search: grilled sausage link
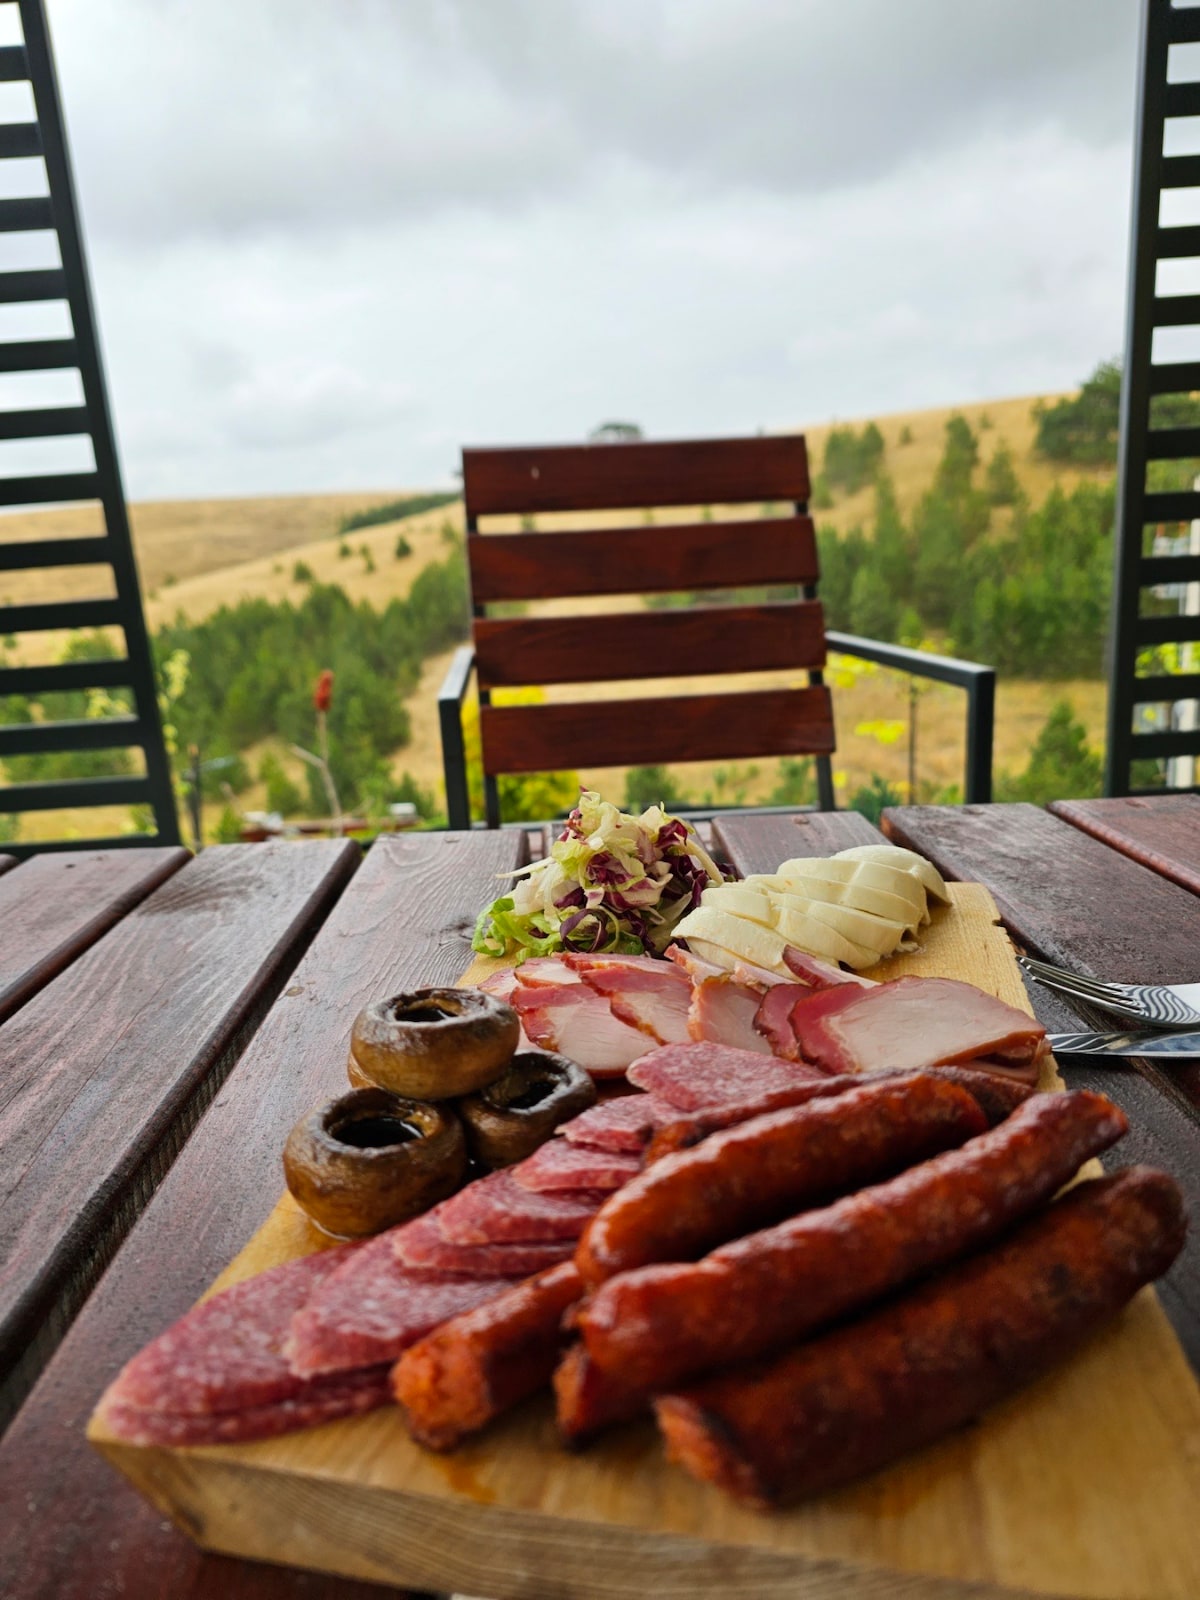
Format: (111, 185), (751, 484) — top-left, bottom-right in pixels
(656, 1166), (1186, 1508)
(552, 1342), (646, 1447)
(575, 1075), (987, 1286)
(392, 1262), (582, 1450)
(644, 1066), (1032, 1164)
(581, 1089), (1127, 1391)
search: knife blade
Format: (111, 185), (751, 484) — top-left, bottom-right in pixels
(1048, 1030), (1200, 1058)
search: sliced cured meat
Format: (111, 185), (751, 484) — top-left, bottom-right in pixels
(782, 946), (875, 990)
(512, 982), (651, 1078)
(784, 976), (1048, 1084)
(688, 976), (774, 1054)
(754, 982), (810, 1057)
(559, 1091), (677, 1152)
(512, 956), (583, 987)
(97, 1366), (392, 1447)
(626, 1041), (824, 1112)
(393, 1212), (574, 1278)
(97, 1245), (362, 1418)
(512, 1137), (640, 1194)
(665, 945), (727, 983)
(433, 1169), (607, 1245)
(285, 1230), (514, 1378)
(474, 969), (536, 1048)
(566, 953), (693, 1046)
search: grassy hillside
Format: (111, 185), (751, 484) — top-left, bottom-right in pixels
(1, 389), (1119, 840)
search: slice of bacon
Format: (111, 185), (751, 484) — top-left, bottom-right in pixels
(782, 947), (877, 991)
(688, 976), (774, 1054)
(783, 975), (1048, 1084)
(511, 982), (653, 1078)
(565, 952), (693, 1046)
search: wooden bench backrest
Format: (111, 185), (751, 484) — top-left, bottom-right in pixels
(460, 436), (836, 804)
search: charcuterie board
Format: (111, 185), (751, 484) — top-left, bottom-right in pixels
(88, 884), (1200, 1600)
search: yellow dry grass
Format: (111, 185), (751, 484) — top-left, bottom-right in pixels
(2, 389), (1117, 841)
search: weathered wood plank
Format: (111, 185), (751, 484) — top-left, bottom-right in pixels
(712, 809), (882, 875)
(468, 516), (818, 602)
(0, 840), (359, 1427)
(0, 847), (189, 1025)
(1048, 795), (1200, 897)
(474, 601), (826, 688)
(482, 685), (835, 774)
(0, 830), (525, 1600)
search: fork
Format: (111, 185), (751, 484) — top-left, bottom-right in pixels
(1016, 955), (1200, 1028)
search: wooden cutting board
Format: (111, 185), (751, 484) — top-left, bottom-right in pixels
(89, 885), (1200, 1600)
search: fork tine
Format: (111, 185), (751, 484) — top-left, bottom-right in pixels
(1017, 959), (1125, 999)
(1020, 966), (1143, 1010)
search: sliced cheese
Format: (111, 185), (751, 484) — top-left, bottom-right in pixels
(771, 904), (882, 968)
(832, 844), (951, 905)
(698, 884), (777, 925)
(671, 907), (793, 975)
(764, 872), (922, 935)
(773, 857), (929, 926)
(774, 895), (911, 957)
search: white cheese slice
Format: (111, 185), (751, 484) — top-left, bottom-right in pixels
(831, 844), (951, 905)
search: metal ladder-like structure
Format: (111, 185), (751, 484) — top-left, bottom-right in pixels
(1109, 0), (1200, 795)
(0, 0), (179, 853)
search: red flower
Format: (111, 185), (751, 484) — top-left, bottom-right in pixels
(313, 669), (334, 713)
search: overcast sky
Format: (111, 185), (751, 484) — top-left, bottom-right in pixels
(0, 1), (1150, 498)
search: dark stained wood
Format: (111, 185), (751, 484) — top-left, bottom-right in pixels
(1049, 794), (1200, 897)
(712, 809), (882, 875)
(468, 516), (818, 603)
(474, 601), (826, 689)
(0, 847), (189, 1025)
(0, 840), (359, 1427)
(880, 804), (1200, 985)
(463, 435), (809, 519)
(0, 829), (525, 1600)
(481, 685), (835, 774)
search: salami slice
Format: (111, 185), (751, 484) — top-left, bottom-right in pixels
(433, 1169), (607, 1245)
(512, 1138), (640, 1194)
(393, 1212), (575, 1278)
(284, 1230), (515, 1379)
(559, 1092), (677, 1152)
(97, 1244), (361, 1418)
(97, 1366), (391, 1447)
(626, 1041), (825, 1111)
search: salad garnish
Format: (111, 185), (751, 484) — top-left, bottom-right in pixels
(472, 790), (725, 962)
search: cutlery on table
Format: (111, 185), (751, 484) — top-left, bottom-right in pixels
(1016, 955), (1200, 1028)
(1048, 1029), (1200, 1058)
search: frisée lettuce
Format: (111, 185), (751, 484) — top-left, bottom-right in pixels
(472, 790), (725, 962)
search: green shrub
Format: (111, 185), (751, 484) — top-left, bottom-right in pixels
(338, 493), (459, 535)
(394, 534), (412, 560)
(292, 560), (315, 583)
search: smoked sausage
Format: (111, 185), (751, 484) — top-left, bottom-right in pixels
(644, 1066), (1032, 1163)
(655, 1166), (1186, 1508)
(392, 1261), (582, 1450)
(575, 1075), (987, 1286)
(580, 1090), (1127, 1390)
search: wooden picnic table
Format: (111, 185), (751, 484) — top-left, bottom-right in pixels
(0, 797), (1197, 1600)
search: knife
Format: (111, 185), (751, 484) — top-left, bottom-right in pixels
(1048, 1030), (1200, 1058)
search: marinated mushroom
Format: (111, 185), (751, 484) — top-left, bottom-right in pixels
(458, 1050), (597, 1168)
(284, 1087), (467, 1238)
(348, 987), (519, 1100)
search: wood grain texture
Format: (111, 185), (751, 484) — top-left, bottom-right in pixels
(880, 803), (1200, 1108)
(712, 809), (883, 875)
(468, 516), (818, 603)
(463, 436), (809, 519)
(474, 602), (826, 689)
(0, 846), (189, 1025)
(88, 888), (1200, 1600)
(0, 829), (526, 1600)
(0, 840), (359, 1428)
(1048, 794), (1200, 896)
(481, 685), (835, 774)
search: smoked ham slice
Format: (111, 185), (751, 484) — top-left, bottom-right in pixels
(688, 975), (775, 1054)
(511, 981), (651, 1078)
(565, 953), (693, 1046)
(776, 976), (1048, 1084)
